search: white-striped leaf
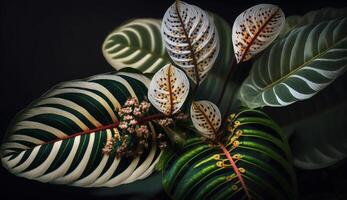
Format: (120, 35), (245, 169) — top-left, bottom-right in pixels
(238, 17), (347, 108)
(148, 64), (189, 116)
(103, 19), (171, 73)
(161, 1), (220, 84)
(190, 101), (221, 139)
(279, 7), (347, 38)
(232, 4), (285, 63)
(0, 71), (161, 187)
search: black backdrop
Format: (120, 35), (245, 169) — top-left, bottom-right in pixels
(1, 0), (347, 199)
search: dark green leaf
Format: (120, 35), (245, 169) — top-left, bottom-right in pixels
(161, 109), (297, 200)
(238, 17), (347, 108)
(0, 71), (161, 187)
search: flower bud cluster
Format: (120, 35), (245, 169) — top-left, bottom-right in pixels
(102, 98), (152, 158)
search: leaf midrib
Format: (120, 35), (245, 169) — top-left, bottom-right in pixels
(175, 1), (200, 84)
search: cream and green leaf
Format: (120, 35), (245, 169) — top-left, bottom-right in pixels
(102, 19), (171, 73)
(1, 72), (161, 187)
(238, 17), (347, 108)
(160, 110), (297, 200)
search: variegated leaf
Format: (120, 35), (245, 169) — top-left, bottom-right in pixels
(238, 17), (347, 108)
(103, 18), (171, 73)
(1, 72), (161, 187)
(161, 1), (220, 84)
(190, 100), (221, 139)
(148, 64), (189, 116)
(232, 4), (285, 63)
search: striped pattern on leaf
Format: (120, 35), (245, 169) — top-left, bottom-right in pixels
(161, 109), (297, 200)
(1, 72), (161, 187)
(148, 64), (190, 116)
(232, 4), (285, 63)
(161, 1), (220, 84)
(103, 19), (171, 73)
(239, 17), (347, 108)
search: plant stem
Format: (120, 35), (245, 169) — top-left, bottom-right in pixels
(219, 143), (251, 199)
(137, 113), (167, 124)
(217, 57), (236, 106)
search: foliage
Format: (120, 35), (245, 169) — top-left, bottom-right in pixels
(1, 72), (161, 187)
(161, 110), (297, 200)
(238, 17), (347, 108)
(2, 1), (347, 200)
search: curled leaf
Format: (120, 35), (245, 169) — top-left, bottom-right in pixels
(190, 100), (221, 139)
(232, 4), (285, 63)
(148, 64), (190, 116)
(161, 1), (220, 84)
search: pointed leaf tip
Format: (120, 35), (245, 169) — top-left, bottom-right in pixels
(161, 1), (220, 84)
(190, 100), (221, 139)
(148, 64), (190, 116)
(232, 4), (285, 63)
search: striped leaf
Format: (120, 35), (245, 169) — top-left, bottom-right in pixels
(161, 1), (220, 84)
(1, 71), (161, 187)
(232, 4), (285, 63)
(190, 101), (221, 139)
(279, 7), (347, 37)
(238, 17), (347, 108)
(161, 109), (297, 200)
(148, 64), (190, 116)
(103, 19), (171, 73)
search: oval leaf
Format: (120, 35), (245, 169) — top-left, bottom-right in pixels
(1, 72), (161, 187)
(190, 100), (221, 139)
(161, 1), (220, 84)
(232, 4), (285, 63)
(103, 18), (171, 73)
(238, 17), (347, 108)
(148, 64), (189, 115)
(161, 110), (297, 200)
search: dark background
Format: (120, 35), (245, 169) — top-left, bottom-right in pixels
(1, 0), (347, 199)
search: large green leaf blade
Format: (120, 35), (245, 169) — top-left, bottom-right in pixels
(238, 17), (347, 108)
(1, 71), (161, 187)
(161, 110), (297, 200)
(102, 19), (171, 73)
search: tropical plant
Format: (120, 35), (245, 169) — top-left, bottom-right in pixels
(1, 1), (347, 199)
